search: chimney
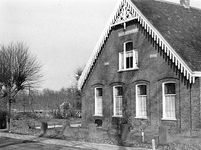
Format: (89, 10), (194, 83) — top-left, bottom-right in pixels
(180, 0), (190, 8)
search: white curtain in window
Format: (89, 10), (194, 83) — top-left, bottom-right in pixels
(138, 95), (147, 117)
(115, 96), (122, 116)
(95, 96), (102, 115)
(165, 94), (175, 118)
(114, 86), (122, 116)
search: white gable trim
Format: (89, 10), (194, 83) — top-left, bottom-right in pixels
(78, 0), (201, 90)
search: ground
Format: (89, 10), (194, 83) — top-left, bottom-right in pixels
(6, 117), (201, 150)
(0, 137), (90, 150)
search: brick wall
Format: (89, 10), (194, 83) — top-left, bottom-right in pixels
(81, 21), (201, 135)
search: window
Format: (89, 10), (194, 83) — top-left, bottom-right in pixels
(162, 82), (176, 120)
(113, 86), (123, 116)
(95, 87), (103, 116)
(136, 84), (147, 118)
(119, 42), (138, 71)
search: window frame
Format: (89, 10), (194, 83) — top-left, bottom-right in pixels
(162, 82), (176, 120)
(113, 85), (123, 117)
(94, 87), (103, 116)
(119, 41), (138, 71)
(135, 84), (147, 119)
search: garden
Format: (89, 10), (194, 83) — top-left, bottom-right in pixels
(2, 109), (201, 150)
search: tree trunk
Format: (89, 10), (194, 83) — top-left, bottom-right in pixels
(7, 99), (11, 131)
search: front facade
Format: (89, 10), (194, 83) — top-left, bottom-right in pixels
(78, 0), (201, 134)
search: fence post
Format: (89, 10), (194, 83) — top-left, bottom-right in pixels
(141, 130), (145, 143)
(152, 139), (155, 150)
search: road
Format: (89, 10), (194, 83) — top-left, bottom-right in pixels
(0, 137), (91, 150)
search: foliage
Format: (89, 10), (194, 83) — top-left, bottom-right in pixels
(51, 105), (63, 119)
(12, 89), (36, 112)
(0, 110), (7, 121)
(75, 66), (84, 81)
(13, 65), (85, 112)
(0, 42), (42, 130)
(32, 88), (78, 110)
(50, 103), (79, 119)
(74, 65), (84, 110)
(12, 112), (39, 120)
(0, 110), (7, 129)
(0, 42), (42, 98)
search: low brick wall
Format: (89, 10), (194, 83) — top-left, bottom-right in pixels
(61, 123), (157, 146)
(62, 123), (120, 144)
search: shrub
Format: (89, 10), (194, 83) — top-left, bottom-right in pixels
(12, 112), (39, 120)
(50, 104), (76, 119)
(0, 110), (7, 129)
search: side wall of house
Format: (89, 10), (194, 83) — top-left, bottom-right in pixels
(81, 22), (201, 134)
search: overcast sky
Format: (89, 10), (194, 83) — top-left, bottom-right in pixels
(0, 0), (201, 91)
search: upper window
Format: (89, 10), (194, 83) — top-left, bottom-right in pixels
(162, 82), (176, 120)
(113, 86), (123, 117)
(95, 87), (103, 116)
(119, 42), (138, 71)
(136, 84), (147, 118)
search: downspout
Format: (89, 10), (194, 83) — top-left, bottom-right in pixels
(179, 76), (181, 133)
(190, 83), (192, 136)
(200, 78), (201, 131)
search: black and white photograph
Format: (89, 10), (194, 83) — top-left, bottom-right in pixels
(1, 0), (201, 149)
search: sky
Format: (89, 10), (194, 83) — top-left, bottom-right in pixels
(0, 0), (201, 91)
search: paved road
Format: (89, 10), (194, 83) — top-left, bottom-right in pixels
(0, 132), (152, 150)
(0, 137), (90, 150)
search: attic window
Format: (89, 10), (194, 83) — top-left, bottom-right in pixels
(119, 41), (138, 71)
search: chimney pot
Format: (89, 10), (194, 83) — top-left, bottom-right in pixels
(180, 0), (190, 8)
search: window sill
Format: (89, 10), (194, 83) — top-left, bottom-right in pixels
(161, 118), (177, 121)
(93, 115), (103, 117)
(118, 67), (139, 72)
(135, 116), (148, 119)
(112, 115), (123, 118)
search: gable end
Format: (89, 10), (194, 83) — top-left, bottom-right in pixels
(78, 0), (201, 90)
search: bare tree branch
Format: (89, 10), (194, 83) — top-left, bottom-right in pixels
(0, 42), (42, 130)
(0, 42), (42, 97)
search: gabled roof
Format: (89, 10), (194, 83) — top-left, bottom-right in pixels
(78, 0), (201, 90)
(132, 0), (201, 71)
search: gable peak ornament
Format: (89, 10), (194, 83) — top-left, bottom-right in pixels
(112, 0), (136, 27)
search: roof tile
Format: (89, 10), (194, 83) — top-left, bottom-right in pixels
(132, 0), (201, 71)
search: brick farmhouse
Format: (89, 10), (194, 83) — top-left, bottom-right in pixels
(78, 0), (201, 136)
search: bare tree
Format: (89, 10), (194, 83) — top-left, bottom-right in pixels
(74, 66), (84, 110)
(75, 66), (84, 81)
(0, 42), (42, 130)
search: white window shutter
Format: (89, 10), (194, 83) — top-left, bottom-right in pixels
(119, 52), (123, 70)
(119, 53), (121, 70)
(96, 96), (102, 115)
(133, 50), (138, 67)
